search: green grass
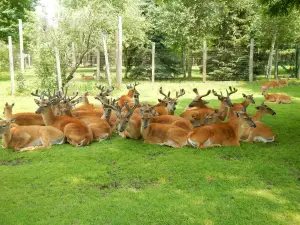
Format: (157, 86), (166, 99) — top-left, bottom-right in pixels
(1, 82), (300, 224)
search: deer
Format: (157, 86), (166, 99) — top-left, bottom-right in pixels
(139, 105), (189, 148)
(262, 87), (291, 104)
(32, 90), (93, 147)
(240, 102), (276, 143)
(186, 89), (212, 110)
(180, 86), (237, 126)
(0, 119), (64, 151)
(3, 102), (45, 126)
(232, 93), (255, 112)
(154, 87), (185, 115)
(187, 109), (256, 148)
(81, 74), (94, 80)
(102, 94), (141, 139)
(118, 82), (140, 107)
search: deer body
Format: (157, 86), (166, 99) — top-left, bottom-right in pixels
(262, 89), (291, 104)
(149, 115), (193, 132)
(188, 111), (256, 148)
(0, 120), (64, 151)
(4, 103), (44, 126)
(119, 113), (142, 139)
(241, 103), (276, 143)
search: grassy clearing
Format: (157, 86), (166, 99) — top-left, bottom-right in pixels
(0, 81), (300, 224)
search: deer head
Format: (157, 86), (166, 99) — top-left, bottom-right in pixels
(139, 104), (157, 129)
(234, 111), (256, 128)
(242, 93), (255, 104)
(212, 86), (237, 108)
(0, 118), (16, 135)
(255, 102), (276, 116)
(188, 89), (211, 108)
(158, 87), (185, 113)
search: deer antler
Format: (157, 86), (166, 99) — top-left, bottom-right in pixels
(133, 82), (140, 89)
(226, 86), (238, 97)
(31, 89), (45, 99)
(68, 91), (79, 102)
(126, 84), (133, 90)
(159, 87), (169, 99)
(176, 89), (185, 99)
(199, 90), (211, 99)
(212, 89), (224, 100)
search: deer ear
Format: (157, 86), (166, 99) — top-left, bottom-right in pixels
(242, 93), (247, 98)
(12, 103), (15, 107)
(8, 118), (16, 124)
(5, 102), (8, 106)
(34, 99), (40, 105)
(158, 99), (162, 103)
(214, 109), (219, 113)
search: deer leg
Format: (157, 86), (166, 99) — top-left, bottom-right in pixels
(14, 133), (32, 151)
(40, 133), (52, 149)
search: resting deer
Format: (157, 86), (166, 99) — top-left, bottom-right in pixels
(262, 87), (291, 104)
(232, 94), (255, 112)
(32, 90), (93, 147)
(0, 119), (64, 151)
(118, 82), (140, 107)
(102, 94), (141, 139)
(139, 105), (188, 148)
(187, 109), (256, 148)
(154, 87), (185, 115)
(180, 86), (237, 126)
(186, 89), (212, 110)
(81, 74), (94, 80)
(3, 102), (45, 126)
(241, 102), (276, 143)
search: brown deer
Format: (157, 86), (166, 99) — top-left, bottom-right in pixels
(180, 86), (237, 126)
(262, 87), (291, 104)
(154, 87), (185, 115)
(118, 82), (140, 107)
(81, 74), (94, 80)
(232, 93), (255, 112)
(187, 110), (256, 148)
(186, 89), (212, 110)
(0, 119), (64, 151)
(32, 90), (93, 147)
(102, 94), (141, 139)
(241, 102), (276, 143)
(139, 105), (189, 148)
(3, 102), (45, 126)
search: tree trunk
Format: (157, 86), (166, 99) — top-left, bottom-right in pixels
(187, 47), (192, 80)
(266, 35), (276, 80)
(182, 46), (186, 78)
(274, 44), (279, 80)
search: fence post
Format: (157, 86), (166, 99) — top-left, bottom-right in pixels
(96, 49), (101, 81)
(296, 45), (300, 79)
(28, 54), (31, 66)
(72, 42), (76, 68)
(102, 32), (112, 88)
(8, 36), (15, 95)
(116, 16), (122, 88)
(203, 40), (207, 82)
(54, 47), (62, 92)
(274, 44), (279, 80)
(249, 38), (254, 82)
(152, 42), (155, 84)
(18, 19), (25, 74)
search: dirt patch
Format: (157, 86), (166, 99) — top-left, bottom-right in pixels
(0, 157), (32, 166)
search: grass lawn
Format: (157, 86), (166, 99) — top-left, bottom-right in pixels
(0, 79), (300, 224)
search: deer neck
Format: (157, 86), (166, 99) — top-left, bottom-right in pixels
(83, 97), (89, 105)
(41, 108), (56, 126)
(5, 108), (13, 119)
(251, 110), (264, 122)
(263, 92), (269, 100)
(140, 118), (150, 138)
(218, 102), (229, 121)
(241, 99), (250, 108)
(2, 126), (12, 148)
(127, 90), (134, 98)
(228, 116), (243, 138)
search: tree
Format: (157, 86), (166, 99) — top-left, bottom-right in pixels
(259, 0), (300, 16)
(0, 0), (37, 42)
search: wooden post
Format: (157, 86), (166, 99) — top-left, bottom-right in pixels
(18, 19), (24, 74)
(152, 42), (155, 84)
(54, 47), (62, 92)
(102, 32), (112, 88)
(8, 36), (15, 95)
(249, 38), (254, 82)
(115, 30), (118, 81)
(297, 45), (300, 79)
(203, 40), (207, 82)
(72, 42), (76, 68)
(116, 16), (122, 88)
(96, 49), (101, 81)
(28, 54), (31, 66)
(274, 44), (279, 80)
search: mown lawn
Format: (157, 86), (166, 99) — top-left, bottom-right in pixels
(0, 82), (300, 225)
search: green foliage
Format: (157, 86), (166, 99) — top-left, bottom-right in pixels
(16, 72), (26, 93)
(0, 0), (36, 42)
(259, 0), (300, 16)
(0, 40), (9, 72)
